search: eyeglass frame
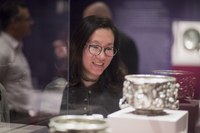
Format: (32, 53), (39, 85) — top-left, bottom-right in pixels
(86, 42), (117, 57)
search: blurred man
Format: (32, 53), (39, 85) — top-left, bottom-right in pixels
(83, 1), (139, 74)
(0, 0), (34, 122)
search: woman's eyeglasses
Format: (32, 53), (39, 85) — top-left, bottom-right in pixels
(87, 43), (117, 57)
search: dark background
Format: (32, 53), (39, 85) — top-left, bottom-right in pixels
(6, 0), (199, 90)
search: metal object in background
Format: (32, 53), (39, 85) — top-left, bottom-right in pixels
(172, 21), (200, 66)
(183, 28), (200, 51)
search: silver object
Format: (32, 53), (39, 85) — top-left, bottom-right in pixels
(183, 28), (200, 51)
(49, 115), (110, 133)
(120, 74), (179, 115)
(153, 70), (196, 100)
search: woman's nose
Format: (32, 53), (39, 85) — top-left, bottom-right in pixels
(97, 50), (106, 59)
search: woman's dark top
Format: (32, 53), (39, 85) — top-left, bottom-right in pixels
(61, 78), (122, 117)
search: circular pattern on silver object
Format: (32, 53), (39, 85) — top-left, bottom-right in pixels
(120, 74), (179, 115)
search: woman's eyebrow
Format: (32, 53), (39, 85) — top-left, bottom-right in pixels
(106, 43), (114, 46)
(88, 40), (114, 46)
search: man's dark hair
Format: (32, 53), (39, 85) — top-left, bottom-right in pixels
(0, 0), (27, 31)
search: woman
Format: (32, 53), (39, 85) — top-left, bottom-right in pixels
(61, 15), (127, 117)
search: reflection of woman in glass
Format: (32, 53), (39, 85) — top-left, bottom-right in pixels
(53, 38), (68, 78)
(61, 15), (127, 117)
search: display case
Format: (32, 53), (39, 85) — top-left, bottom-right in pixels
(107, 107), (188, 133)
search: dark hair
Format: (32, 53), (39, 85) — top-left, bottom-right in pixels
(70, 15), (126, 93)
(0, 0), (27, 31)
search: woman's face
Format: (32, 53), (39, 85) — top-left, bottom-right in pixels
(82, 28), (114, 80)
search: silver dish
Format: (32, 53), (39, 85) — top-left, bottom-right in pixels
(49, 115), (110, 133)
(120, 74), (179, 115)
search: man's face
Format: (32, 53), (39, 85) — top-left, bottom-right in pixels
(13, 7), (34, 38)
